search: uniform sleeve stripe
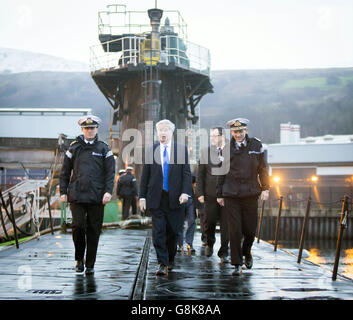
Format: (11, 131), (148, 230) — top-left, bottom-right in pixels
(106, 150), (113, 158)
(65, 150), (72, 159)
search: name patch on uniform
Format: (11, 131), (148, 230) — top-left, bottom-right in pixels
(92, 152), (103, 157)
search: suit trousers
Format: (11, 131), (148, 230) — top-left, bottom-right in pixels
(224, 196), (258, 266)
(204, 196), (229, 258)
(70, 203), (104, 268)
(177, 198), (196, 247)
(151, 191), (184, 267)
(122, 196), (137, 219)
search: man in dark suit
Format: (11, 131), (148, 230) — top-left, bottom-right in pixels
(139, 119), (192, 275)
(196, 127), (229, 263)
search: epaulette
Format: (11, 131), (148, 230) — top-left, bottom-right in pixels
(253, 137), (261, 142)
(99, 140), (109, 147)
(70, 140), (78, 146)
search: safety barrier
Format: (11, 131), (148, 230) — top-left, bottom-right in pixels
(256, 195), (352, 280)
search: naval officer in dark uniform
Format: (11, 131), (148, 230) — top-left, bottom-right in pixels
(60, 115), (115, 275)
(216, 118), (270, 276)
(116, 166), (138, 219)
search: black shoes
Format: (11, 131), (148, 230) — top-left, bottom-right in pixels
(155, 264), (168, 276)
(75, 260), (84, 273)
(168, 262), (175, 271)
(219, 256), (229, 264)
(232, 265), (242, 276)
(85, 267), (94, 275)
(205, 245), (213, 257)
(244, 253), (253, 269)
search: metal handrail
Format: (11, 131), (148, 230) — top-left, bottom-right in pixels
(263, 194), (351, 280)
(89, 35), (210, 76)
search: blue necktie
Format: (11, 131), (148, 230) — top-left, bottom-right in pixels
(163, 146), (169, 191)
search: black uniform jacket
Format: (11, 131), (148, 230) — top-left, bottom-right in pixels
(116, 172), (138, 198)
(196, 145), (222, 198)
(60, 135), (115, 204)
(139, 142), (192, 210)
(216, 135), (270, 199)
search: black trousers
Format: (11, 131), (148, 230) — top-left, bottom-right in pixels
(224, 196), (258, 266)
(198, 206), (207, 243)
(122, 196), (137, 219)
(70, 203), (104, 268)
(150, 191), (184, 267)
(204, 196), (229, 257)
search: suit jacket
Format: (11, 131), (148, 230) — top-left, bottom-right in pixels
(196, 145), (222, 198)
(139, 142), (192, 210)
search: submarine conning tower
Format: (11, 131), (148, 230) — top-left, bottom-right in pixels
(89, 4), (213, 178)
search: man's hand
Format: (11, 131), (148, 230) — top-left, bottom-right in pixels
(198, 195), (205, 204)
(179, 193), (189, 204)
(102, 192), (112, 205)
(60, 194), (67, 203)
(217, 198), (225, 207)
(139, 199), (146, 212)
(260, 190), (269, 201)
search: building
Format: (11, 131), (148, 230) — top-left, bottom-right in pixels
(266, 123), (353, 208)
(0, 108), (92, 189)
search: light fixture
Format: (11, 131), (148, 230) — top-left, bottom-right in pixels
(311, 175), (318, 182)
(273, 176), (280, 183)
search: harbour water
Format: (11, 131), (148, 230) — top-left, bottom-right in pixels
(278, 240), (353, 280)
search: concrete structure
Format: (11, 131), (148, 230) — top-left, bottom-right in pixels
(0, 108), (92, 189)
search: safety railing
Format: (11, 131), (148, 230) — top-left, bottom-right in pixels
(256, 195), (352, 281)
(0, 185), (61, 248)
(89, 35), (210, 76)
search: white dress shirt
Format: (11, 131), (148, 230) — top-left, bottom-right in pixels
(236, 139), (246, 149)
(84, 138), (94, 144)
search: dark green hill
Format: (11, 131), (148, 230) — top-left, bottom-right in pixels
(0, 68), (352, 143)
(204, 68), (353, 142)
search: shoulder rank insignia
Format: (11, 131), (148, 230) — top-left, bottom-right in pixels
(254, 137), (261, 142)
(70, 140), (78, 146)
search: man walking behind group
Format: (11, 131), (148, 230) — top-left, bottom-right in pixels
(116, 166), (138, 219)
(196, 127), (229, 264)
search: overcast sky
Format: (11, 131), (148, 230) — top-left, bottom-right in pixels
(1, 0), (352, 70)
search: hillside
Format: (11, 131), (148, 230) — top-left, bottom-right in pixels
(0, 67), (352, 143)
(0, 47), (88, 74)
(203, 68), (353, 142)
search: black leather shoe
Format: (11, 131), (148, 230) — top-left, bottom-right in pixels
(232, 265), (242, 276)
(168, 262), (175, 271)
(75, 260), (84, 273)
(85, 267), (94, 275)
(205, 245), (213, 257)
(155, 265), (168, 276)
(244, 253), (253, 269)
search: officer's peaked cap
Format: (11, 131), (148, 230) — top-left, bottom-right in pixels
(227, 118), (249, 131)
(78, 115), (101, 128)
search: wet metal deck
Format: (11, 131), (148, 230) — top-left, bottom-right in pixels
(0, 227), (352, 301)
